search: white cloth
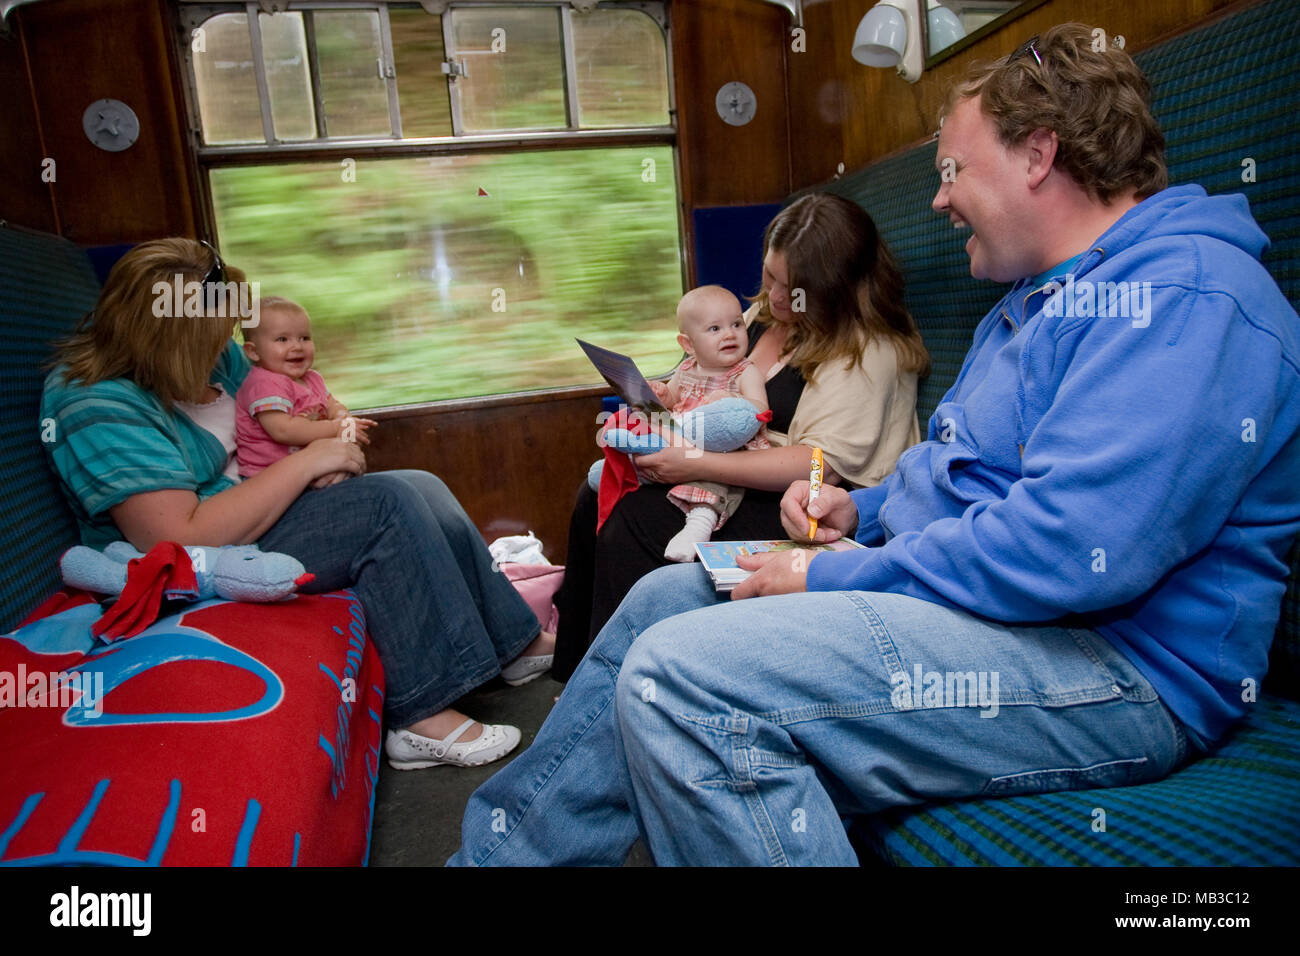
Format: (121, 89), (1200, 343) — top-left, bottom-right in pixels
(488, 531), (550, 567)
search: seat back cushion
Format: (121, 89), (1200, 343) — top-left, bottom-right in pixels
(0, 226), (97, 631)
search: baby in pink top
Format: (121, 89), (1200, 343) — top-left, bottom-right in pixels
(235, 297), (374, 478)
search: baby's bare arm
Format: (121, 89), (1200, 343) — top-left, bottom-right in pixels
(735, 363), (769, 412)
(652, 368), (683, 408)
(257, 410), (342, 446)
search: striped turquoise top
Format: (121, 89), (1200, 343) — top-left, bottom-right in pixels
(40, 340), (252, 548)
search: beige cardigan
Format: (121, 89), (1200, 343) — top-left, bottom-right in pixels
(747, 306), (920, 488)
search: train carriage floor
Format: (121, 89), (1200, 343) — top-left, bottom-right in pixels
(369, 673), (653, 867)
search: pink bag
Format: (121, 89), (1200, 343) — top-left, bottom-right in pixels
(501, 563), (564, 632)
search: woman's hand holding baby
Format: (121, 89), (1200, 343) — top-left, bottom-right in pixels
(302, 437), (366, 489)
(633, 442), (700, 485)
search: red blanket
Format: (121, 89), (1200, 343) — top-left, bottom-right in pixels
(0, 589), (384, 866)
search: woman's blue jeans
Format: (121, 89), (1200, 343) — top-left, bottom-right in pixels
(449, 563), (1188, 866)
(259, 470), (539, 727)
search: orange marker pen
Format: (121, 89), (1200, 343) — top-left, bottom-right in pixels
(807, 447), (824, 539)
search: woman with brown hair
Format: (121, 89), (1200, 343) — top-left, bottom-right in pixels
(40, 238), (554, 770)
(553, 192), (928, 678)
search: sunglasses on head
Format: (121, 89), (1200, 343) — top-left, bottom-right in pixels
(199, 239), (225, 288)
(1008, 34), (1042, 66)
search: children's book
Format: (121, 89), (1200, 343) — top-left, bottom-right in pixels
(575, 338), (669, 412)
(695, 538), (866, 592)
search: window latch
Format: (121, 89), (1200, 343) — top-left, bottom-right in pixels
(376, 58), (396, 80)
(440, 59), (468, 80)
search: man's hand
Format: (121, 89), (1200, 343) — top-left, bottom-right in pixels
(731, 549), (812, 600)
(781, 481), (859, 544)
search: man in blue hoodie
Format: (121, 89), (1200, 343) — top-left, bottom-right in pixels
(450, 23), (1300, 866)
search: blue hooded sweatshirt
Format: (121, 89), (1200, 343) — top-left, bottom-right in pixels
(806, 185), (1300, 749)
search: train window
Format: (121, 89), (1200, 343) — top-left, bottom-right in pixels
(572, 8), (670, 128)
(259, 12), (316, 141)
(182, 2), (680, 406)
(313, 9), (393, 137)
(388, 6), (453, 137)
(191, 12), (263, 144)
(452, 6), (567, 132)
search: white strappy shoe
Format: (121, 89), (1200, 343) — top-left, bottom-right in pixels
(500, 653), (553, 687)
(384, 720), (521, 770)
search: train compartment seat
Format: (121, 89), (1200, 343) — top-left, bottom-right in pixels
(0, 225), (384, 866)
(825, 0), (1300, 865)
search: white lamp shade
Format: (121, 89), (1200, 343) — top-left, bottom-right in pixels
(927, 5), (967, 55)
(852, 4), (907, 67)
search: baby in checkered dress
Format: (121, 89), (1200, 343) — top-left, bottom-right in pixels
(648, 286), (770, 562)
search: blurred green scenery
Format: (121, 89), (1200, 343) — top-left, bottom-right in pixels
(211, 146), (685, 408)
(200, 4), (683, 409)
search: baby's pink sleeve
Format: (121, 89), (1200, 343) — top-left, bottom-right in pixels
(236, 368), (294, 418)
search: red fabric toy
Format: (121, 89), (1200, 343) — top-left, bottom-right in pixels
(91, 541), (197, 641)
(597, 408), (653, 530)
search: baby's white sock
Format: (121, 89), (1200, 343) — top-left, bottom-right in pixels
(664, 506), (718, 563)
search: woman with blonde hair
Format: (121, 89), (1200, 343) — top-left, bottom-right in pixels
(41, 238), (554, 769)
(553, 193), (929, 678)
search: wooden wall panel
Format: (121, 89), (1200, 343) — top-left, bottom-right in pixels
(0, 16), (58, 232)
(7, 0), (199, 243)
(788, 0), (1245, 191)
(361, 388), (609, 562)
(672, 0), (792, 246)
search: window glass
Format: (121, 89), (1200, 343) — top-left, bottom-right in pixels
(390, 7), (453, 137)
(452, 7), (567, 131)
(259, 12), (316, 141)
(192, 4), (672, 144)
(572, 9), (670, 128)
(193, 12), (263, 145)
(210, 147), (683, 406)
(314, 9), (392, 137)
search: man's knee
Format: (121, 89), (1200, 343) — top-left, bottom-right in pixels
(616, 625), (684, 744)
(618, 616), (714, 714)
(616, 639), (659, 715)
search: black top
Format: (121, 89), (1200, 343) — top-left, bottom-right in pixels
(746, 320), (805, 435)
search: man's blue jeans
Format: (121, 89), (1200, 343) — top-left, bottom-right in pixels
(259, 470), (539, 727)
(449, 563), (1188, 865)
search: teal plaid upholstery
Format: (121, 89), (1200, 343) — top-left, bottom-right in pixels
(0, 225), (97, 632)
(837, 0), (1300, 864)
(1270, 535), (1300, 699)
(860, 696), (1300, 866)
(1142, 0), (1300, 311)
(824, 144), (1005, 429)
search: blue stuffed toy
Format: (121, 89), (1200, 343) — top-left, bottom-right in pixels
(61, 542), (311, 604)
(589, 396), (765, 489)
